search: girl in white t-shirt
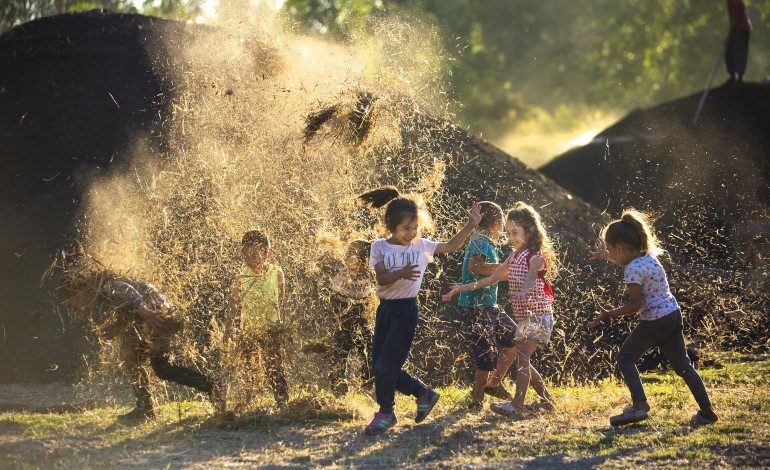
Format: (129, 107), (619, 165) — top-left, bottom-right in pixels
(589, 210), (718, 427)
(359, 186), (481, 435)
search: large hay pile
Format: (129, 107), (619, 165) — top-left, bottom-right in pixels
(0, 11), (185, 382)
(541, 84), (770, 268)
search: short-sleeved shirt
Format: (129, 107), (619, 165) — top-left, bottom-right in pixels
(624, 253), (679, 321)
(458, 233), (500, 307)
(369, 237), (439, 299)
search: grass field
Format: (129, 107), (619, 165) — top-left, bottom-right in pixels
(1, 352), (768, 468)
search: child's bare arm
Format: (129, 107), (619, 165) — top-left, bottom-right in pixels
(373, 261), (420, 286)
(442, 255), (509, 301)
(435, 202), (482, 254)
(588, 283), (644, 328)
(589, 238), (621, 266)
(468, 254), (502, 276)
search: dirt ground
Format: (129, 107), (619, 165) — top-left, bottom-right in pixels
(1, 353), (768, 469)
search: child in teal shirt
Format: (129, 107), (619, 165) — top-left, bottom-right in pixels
(457, 201), (517, 409)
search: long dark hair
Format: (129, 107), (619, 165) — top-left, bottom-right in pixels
(359, 186), (434, 234)
(507, 202), (558, 281)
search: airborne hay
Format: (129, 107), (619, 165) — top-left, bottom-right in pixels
(61, 6), (769, 418)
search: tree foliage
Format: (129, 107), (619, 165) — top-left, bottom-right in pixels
(0, 0), (202, 33)
(284, 0), (770, 137)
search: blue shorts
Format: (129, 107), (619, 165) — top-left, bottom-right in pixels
(460, 305), (516, 371)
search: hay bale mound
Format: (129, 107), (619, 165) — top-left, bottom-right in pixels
(0, 11), (187, 382)
(541, 84), (770, 266)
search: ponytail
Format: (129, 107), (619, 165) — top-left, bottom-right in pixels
(359, 186), (401, 209)
(359, 186), (434, 234)
(604, 209), (662, 256)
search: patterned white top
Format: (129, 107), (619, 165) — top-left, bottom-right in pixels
(624, 253), (679, 321)
(369, 238), (439, 300)
(507, 249), (554, 320)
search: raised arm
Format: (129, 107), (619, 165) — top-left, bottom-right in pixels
(435, 202), (482, 254)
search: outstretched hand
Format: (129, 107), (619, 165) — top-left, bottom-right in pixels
(467, 202), (482, 227)
(441, 283), (462, 302)
(589, 238), (610, 262)
(587, 310), (607, 329)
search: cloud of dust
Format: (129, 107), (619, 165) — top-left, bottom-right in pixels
(76, 2), (453, 407)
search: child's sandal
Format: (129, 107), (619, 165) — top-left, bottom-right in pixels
(489, 401), (526, 419)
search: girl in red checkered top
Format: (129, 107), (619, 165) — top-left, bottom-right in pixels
(443, 202), (556, 418)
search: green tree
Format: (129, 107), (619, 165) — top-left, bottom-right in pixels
(283, 0), (388, 38)
(142, 0), (202, 21)
(283, 0), (770, 138)
(1, 0), (203, 33)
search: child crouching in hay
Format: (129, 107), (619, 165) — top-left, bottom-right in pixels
(59, 265), (214, 422)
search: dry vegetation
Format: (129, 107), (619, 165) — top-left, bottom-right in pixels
(1, 353), (768, 468)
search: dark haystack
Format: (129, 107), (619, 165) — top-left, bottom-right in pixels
(0, 11), (189, 382)
(541, 84), (770, 270)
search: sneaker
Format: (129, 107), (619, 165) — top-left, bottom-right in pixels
(609, 405), (649, 426)
(484, 384), (513, 400)
(691, 409), (718, 425)
(415, 388), (440, 423)
(467, 401), (483, 412)
(117, 407), (155, 422)
(364, 412), (397, 435)
(489, 401), (525, 419)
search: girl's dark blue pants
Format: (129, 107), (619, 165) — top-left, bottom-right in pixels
(371, 297), (426, 414)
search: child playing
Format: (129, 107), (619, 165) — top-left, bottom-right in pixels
(327, 239), (375, 394)
(455, 201), (518, 410)
(443, 202), (555, 418)
(588, 210), (718, 426)
(360, 186), (482, 435)
(60, 268), (213, 422)
(228, 229), (290, 408)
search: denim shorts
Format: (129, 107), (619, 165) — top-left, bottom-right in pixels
(515, 315), (554, 343)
